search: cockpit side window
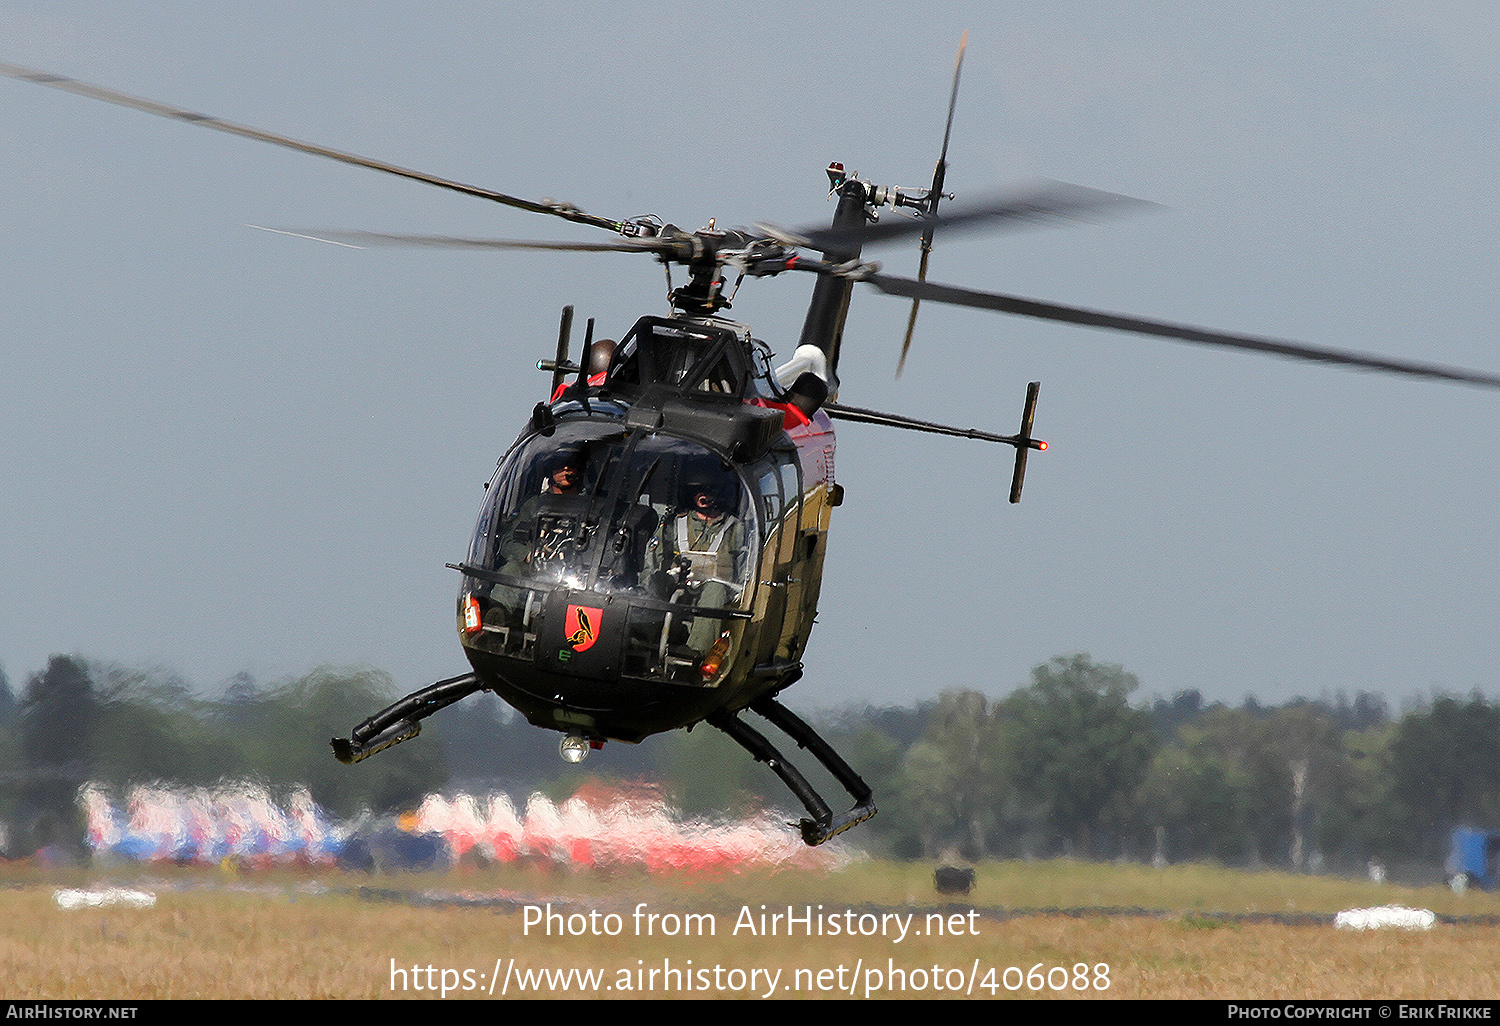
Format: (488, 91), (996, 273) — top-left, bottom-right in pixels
(779, 456), (803, 542)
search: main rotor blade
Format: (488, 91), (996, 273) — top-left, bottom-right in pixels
(796, 180), (1155, 252)
(0, 62), (629, 235)
(863, 272), (1500, 390)
(255, 229), (676, 254)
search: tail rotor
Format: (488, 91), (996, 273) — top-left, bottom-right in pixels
(898, 31), (967, 377)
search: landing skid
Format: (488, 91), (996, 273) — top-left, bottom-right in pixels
(333, 675), (876, 847)
(708, 697), (876, 846)
(331, 672), (482, 764)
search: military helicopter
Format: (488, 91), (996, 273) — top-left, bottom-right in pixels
(8, 55), (1500, 846)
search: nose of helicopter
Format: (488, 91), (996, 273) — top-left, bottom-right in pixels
(460, 581), (743, 744)
(538, 589), (624, 679)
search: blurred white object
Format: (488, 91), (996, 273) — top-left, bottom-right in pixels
(54, 887), (157, 910)
(1334, 905), (1435, 930)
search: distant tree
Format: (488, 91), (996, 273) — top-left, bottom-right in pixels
(1324, 721), (1401, 863)
(242, 666), (449, 818)
(438, 691), (537, 789)
(1150, 688), (1214, 738)
(1189, 704), (1299, 865)
(1327, 691), (1390, 732)
(899, 691), (1001, 859)
(1138, 722), (1255, 863)
(0, 665), (18, 825)
(217, 671), (260, 725)
(1265, 702), (1347, 870)
(19, 656), (99, 854)
(843, 702), (935, 749)
(1388, 694), (1500, 860)
(1156, 700), (1364, 868)
(996, 655), (1156, 858)
(82, 664), (241, 787)
(901, 740), (956, 857)
(0, 664), (15, 730)
(654, 723), (779, 820)
(828, 722), (916, 857)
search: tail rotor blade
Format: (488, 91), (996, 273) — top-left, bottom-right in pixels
(897, 248), (931, 377)
(900, 31), (967, 377)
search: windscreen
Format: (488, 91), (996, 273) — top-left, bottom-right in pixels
(462, 422), (761, 682)
(470, 422), (757, 597)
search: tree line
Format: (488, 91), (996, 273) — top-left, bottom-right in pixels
(2, 652), (1496, 874)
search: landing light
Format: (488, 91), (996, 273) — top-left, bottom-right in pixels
(560, 733), (591, 764)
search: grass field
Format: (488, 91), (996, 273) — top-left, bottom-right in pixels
(5, 858), (1499, 1000)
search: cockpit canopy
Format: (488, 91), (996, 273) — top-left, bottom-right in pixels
(469, 420), (758, 598)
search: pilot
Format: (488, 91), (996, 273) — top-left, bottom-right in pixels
(498, 448), (587, 573)
(539, 451), (584, 497)
(647, 476), (746, 656)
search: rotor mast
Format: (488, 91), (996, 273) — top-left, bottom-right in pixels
(797, 165), (940, 378)
(796, 166), (870, 376)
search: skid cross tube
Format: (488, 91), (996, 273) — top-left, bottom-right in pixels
(708, 699), (877, 846)
(331, 672), (482, 764)
(750, 697), (874, 807)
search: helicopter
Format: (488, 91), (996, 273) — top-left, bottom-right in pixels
(8, 54), (1500, 847)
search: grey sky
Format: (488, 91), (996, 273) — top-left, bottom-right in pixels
(3, 2), (1498, 712)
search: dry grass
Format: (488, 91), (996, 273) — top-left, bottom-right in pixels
(4, 858), (1499, 999)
